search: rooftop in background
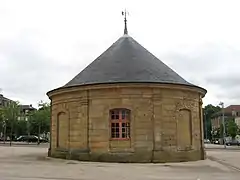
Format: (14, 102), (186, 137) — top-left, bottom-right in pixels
(0, 94), (13, 107)
(212, 105), (240, 117)
(0, 94), (36, 112)
(19, 104), (36, 113)
(225, 105), (240, 112)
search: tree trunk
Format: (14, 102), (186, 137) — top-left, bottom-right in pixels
(10, 120), (13, 146)
(3, 121), (6, 144)
(38, 122), (41, 145)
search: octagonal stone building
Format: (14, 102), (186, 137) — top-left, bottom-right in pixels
(47, 26), (207, 162)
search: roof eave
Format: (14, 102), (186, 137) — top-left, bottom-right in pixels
(47, 82), (207, 98)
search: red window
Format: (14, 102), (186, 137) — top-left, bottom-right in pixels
(110, 109), (130, 139)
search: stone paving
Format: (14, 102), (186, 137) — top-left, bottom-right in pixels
(0, 146), (240, 180)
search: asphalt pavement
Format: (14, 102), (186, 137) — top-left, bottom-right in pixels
(2, 142), (238, 150)
(0, 141), (49, 147)
(206, 149), (240, 172)
(205, 143), (240, 150)
(0, 145), (240, 179)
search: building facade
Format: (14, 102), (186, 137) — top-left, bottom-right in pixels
(211, 105), (240, 130)
(0, 94), (12, 108)
(18, 104), (36, 121)
(1, 94), (35, 121)
(47, 27), (206, 162)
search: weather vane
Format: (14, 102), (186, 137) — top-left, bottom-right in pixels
(122, 9), (129, 35)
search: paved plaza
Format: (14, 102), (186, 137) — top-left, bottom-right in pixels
(0, 146), (240, 180)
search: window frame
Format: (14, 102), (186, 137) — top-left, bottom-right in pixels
(110, 108), (131, 140)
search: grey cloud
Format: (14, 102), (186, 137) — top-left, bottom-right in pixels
(206, 75), (240, 88)
(0, 33), (79, 104)
(1, 10), (240, 108)
(161, 43), (229, 75)
(161, 43), (240, 79)
(159, 43), (240, 105)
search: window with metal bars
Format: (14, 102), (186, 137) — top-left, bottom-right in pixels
(110, 109), (130, 139)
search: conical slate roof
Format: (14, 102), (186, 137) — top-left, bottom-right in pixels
(64, 34), (194, 88)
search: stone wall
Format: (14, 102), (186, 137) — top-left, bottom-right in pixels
(48, 83), (205, 162)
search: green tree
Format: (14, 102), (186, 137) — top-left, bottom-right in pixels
(203, 104), (221, 140)
(0, 109), (4, 137)
(15, 119), (28, 137)
(29, 101), (50, 138)
(1, 101), (20, 144)
(226, 120), (238, 139)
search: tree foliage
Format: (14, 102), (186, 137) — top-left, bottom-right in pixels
(0, 101), (20, 140)
(1, 101), (20, 121)
(203, 104), (221, 140)
(226, 120), (238, 139)
(0, 100), (50, 139)
(210, 110), (240, 140)
(29, 101), (50, 136)
(204, 104), (221, 117)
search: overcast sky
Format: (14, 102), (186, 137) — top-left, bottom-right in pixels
(0, 0), (240, 108)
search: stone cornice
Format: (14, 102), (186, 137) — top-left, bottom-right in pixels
(47, 83), (207, 99)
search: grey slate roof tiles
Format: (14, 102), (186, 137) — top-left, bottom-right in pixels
(63, 35), (195, 88)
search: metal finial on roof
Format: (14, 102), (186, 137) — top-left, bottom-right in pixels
(122, 9), (128, 35)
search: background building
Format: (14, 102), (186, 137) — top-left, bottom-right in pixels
(211, 105), (240, 130)
(0, 94), (13, 108)
(18, 104), (36, 121)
